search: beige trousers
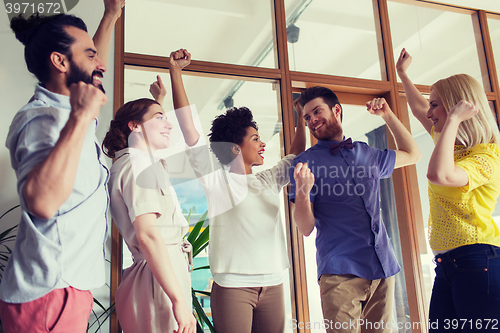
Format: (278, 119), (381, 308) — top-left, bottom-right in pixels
(210, 282), (285, 333)
(319, 274), (395, 333)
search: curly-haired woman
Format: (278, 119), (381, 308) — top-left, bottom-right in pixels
(168, 72), (306, 332)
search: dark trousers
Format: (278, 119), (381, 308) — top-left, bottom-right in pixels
(429, 244), (500, 332)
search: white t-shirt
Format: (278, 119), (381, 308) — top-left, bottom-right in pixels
(186, 144), (294, 287)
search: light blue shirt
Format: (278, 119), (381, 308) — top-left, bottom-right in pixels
(1, 84), (109, 303)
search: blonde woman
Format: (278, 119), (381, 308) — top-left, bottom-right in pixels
(397, 48), (500, 331)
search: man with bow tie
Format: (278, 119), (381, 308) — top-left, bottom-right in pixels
(289, 86), (421, 333)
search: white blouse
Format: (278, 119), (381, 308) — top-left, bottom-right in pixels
(187, 143), (294, 287)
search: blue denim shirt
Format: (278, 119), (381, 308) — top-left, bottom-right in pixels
(290, 139), (400, 280)
(1, 84), (109, 303)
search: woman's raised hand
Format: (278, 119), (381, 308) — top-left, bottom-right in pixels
(293, 98), (304, 118)
(150, 75), (167, 105)
(449, 100), (479, 123)
(169, 49), (192, 71)
(366, 97), (392, 117)
(396, 48), (412, 77)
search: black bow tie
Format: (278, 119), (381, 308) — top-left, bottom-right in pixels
(330, 138), (354, 154)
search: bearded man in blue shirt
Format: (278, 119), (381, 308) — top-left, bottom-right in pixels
(290, 86), (421, 333)
(0, 2), (124, 332)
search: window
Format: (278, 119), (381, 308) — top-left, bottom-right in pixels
(388, 1), (489, 90)
(488, 14), (500, 83)
(124, 0), (277, 68)
(284, 0), (386, 80)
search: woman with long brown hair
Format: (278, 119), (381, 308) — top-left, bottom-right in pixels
(102, 49), (196, 333)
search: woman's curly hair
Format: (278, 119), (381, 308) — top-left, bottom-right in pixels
(208, 107), (258, 165)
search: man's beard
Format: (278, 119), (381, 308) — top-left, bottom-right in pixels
(311, 121), (342, 141)
(66, 60), (105, 94)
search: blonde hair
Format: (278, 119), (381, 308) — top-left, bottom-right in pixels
(431, 74), (500, 149)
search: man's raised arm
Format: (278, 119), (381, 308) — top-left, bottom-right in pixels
(93, 0), (125, 65)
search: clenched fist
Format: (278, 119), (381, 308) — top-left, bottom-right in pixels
(69, 82), (107, 122)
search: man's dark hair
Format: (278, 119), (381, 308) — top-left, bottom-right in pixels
(208, 107), (258, 165)
(298, 86), (343, 121)
(10, 14), (88, 84)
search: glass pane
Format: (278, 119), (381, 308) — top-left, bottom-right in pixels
(488, 15), (500, 79)
(123, 68), (294, 331)
(124, 0), (276, 68)
(490, 101), (500, 128)
(284, 0), (385, 80)
(388, 1), (489, 89)
(302, 103), (411, 332)
(407, 94), (434, 310)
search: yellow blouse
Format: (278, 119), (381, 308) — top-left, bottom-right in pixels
(428, 137), (500, 251)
